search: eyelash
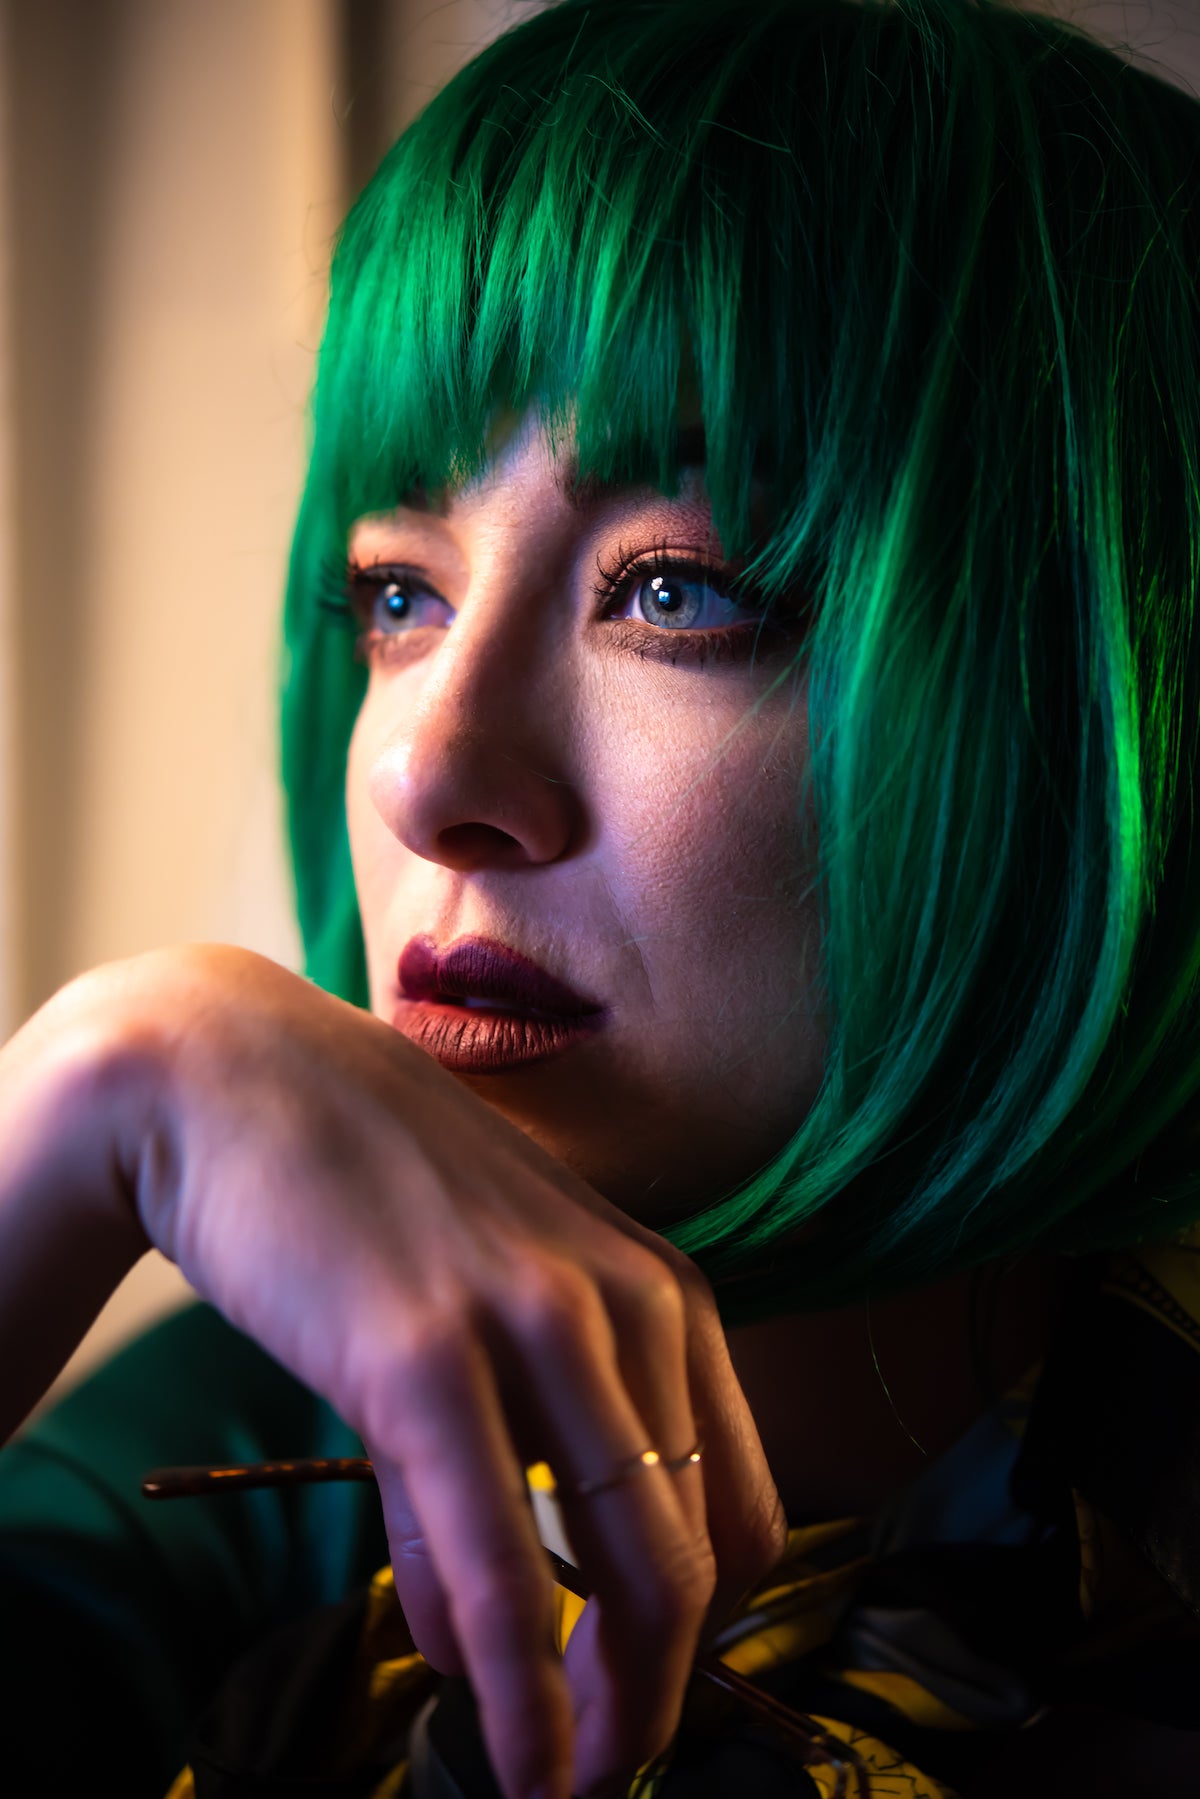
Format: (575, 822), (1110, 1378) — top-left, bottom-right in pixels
(317, 540), (785, 671)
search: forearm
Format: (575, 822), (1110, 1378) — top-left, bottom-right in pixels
(0, 966), (154, 1442)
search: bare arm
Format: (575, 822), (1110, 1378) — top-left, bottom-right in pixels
(0, 964), (155, 1444)
(0, 944), (784, 1799)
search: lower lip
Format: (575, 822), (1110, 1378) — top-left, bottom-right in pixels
(390, 999), (605, 1073)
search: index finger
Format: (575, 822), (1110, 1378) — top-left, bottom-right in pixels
(368, 1326), (575, 1799)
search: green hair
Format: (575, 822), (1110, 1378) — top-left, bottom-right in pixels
(281, 0), (1200, 1318)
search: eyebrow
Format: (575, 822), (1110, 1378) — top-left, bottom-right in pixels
(397, 423), (711, 517)
(558, 423), (709, 510)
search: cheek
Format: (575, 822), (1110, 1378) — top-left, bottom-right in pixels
(595, 686), (815, 1000)
(344, 705), (371, 879)
(345, 685), (404, 862)
(344, 701), (395, 976)
(606, 678), (808, 868)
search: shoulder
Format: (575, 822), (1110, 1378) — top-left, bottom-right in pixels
(0, 1304), (388, 1793)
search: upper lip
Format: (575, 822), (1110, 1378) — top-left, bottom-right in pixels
(397, 934), (604, 1018)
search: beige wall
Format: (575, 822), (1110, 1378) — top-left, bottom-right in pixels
(1, 0), (1196, 1419)
(1, 0), (531, 1418)
(4, 0), (341, 1413)
(0, 4), (14, 1047)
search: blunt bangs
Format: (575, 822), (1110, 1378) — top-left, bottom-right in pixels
(308, 0), (855, 584)
(284, 0), (1200, 1317)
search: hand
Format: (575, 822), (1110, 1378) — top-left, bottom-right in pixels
(113, 945), (786, 1799)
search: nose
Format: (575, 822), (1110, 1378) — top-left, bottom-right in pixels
(364, 604), (584, 873)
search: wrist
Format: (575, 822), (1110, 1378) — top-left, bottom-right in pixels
(13, 960), (168, 1226)
(0, 959), (166, 1438)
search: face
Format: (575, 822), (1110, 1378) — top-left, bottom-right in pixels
(345, 409), (826, 1228)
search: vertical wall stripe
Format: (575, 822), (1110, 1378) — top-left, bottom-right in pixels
(0, 0), (16, 1043)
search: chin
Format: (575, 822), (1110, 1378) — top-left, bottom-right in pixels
(468, 1086), (709, 1229)
(408, 1027), (733, 1230)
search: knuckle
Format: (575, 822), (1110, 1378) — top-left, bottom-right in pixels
(686, 1536), (721, 1610)
(394, 1303), (475, 1372)
(387, 1521), (432, 1568)
(507, 1259), (601, 1355)
(668, 1248), (719, 1317)
(345, 1309), (473, 1447)
(347, 1370), (405, 1457)
(638, 1534), (717, 1628)
(610, 1245), (686, 1334)
(653, 1243), (723, 1340)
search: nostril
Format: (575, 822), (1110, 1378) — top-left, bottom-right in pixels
(435, 821), (526, 868)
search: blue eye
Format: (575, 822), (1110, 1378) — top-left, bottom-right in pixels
(321, 543), (796, 676)
(349, 566), (444, 633)
(632, 571), (738, 631)
(595, 548), (764, 634)
(380, 584), (410, 623)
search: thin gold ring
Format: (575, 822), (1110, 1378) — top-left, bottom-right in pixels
(662, 1441), (703, 1474)
(556, 1441), (702, 1502)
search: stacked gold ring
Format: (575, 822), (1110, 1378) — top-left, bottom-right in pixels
(555, 1442), (703, 1503)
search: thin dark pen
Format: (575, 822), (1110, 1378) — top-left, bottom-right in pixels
(142, 1457), (374, 1497)
(142, 1458), (869, 1798)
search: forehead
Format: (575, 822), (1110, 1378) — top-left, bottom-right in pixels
(343, 403), (781, 571)
(388, 412), (713, 521)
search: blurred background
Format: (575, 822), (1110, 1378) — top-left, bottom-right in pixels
(0, 0), (1196, 1417)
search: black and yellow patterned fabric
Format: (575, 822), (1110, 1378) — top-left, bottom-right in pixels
(159, 1233), (1200, 1799)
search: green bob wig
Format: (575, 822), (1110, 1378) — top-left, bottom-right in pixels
(281, 0), (1200, 1319)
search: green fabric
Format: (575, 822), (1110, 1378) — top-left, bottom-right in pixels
(0, 1303), (389, 1795)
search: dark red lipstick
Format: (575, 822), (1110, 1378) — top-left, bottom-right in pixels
(392, 934), (605, 1073)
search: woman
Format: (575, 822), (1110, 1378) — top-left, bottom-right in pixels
(2, 0), (1200, 1793)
